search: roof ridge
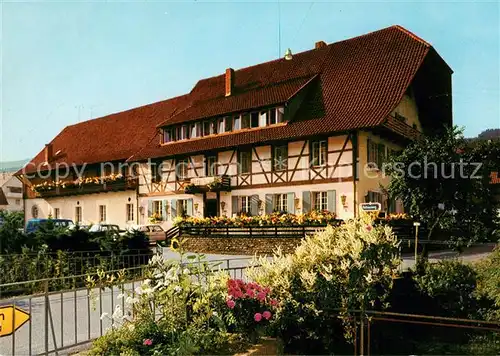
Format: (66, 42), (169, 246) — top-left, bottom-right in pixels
(392, 25), (432, 47)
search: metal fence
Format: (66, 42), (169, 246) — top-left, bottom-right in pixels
(0, 257), (253, 355)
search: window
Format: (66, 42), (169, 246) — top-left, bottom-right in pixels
(163, 128), (175, 143)
(178, 125), (189, 140)
(240, 196), (251, 215)
(273, 145), (288, 171)
(203, 121), (211, 136)
(15, 199), (21, 205)
(75, 206), (82, 224)
(313, 192), (328, 211)
(238, 149), (252, 174)
(225, 116), (233, 132)
(269, 109), (277, 125)
(218, 118), (226, 133)
(233, 115), (241, 130)
(250, 112), (259, 128)
(190, 123), (198, 138)
(153, 201), (163, 217)
(176, 158), (189, 180)
(275, 194), (288, 213)
(367, 138), (386, 168)
(241, 114), (250, 129)
(177, 199), (189, 217)
(210, 120), (218, 135)
(126, 204), (134, 222)
(259, 111), (267, 127)
(54, 208), (60, 219)
(206, 156), (217, 177)
(99, 205), (107, 223)
(311, 140), (327, 166)
(151, 161), (162, 183)
(276, 107), (285, 123)
(366, 191), (383, 204)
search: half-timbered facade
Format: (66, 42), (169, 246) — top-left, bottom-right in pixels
(19, 25), (452, 229)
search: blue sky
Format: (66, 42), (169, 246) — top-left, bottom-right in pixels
(2, 0), (499, 162)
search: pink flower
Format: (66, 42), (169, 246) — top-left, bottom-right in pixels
(254, 313), (262, 322)
(270, 299), (278, 307)
(226, 299), (236, 309)
(143, 339), (153, 346)
(257, 292), (266, 302)
(366, 225), (373, 232)
(263, 311), (272, 320)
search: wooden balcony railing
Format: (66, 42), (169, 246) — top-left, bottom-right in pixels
(31, 177), (138, 198)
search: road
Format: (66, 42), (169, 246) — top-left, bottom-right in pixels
(0, 245), (494, 355)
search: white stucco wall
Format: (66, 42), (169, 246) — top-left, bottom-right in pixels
(24, 190), (138, 229)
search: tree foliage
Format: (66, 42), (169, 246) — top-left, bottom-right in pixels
(385, 126), (500, 244)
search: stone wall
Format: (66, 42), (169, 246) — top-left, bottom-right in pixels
(181, 236), (302, 255)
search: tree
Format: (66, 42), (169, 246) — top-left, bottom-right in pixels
(385, 126), (499, 247)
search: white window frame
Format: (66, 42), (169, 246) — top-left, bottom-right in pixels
(177, 158), (189, 180)
(259, 111), (267, 127)
(273, 145), (288, 171)
(311, 140), (327, 166)
(99, 205), (107, 223)
(313, 191), (328, 211)
(240, 196), (250, 214)
(275, 194), (288, 212)
(126, 203), (134, 222)
(153, 201), (163, 217)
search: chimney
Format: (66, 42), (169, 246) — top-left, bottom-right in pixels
(225, 68), (235, 97)
(315, 41), (327, 49)
(44, 143), (53, 163)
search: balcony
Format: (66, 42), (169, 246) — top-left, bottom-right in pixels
(184, 175), (231, 194)
(31, 176), (138, 198)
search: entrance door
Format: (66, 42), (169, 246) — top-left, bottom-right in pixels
(206, 199), (218, 217)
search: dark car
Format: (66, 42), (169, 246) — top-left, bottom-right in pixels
(25, 218), (75, 234)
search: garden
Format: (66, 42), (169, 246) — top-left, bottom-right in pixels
(88, 214), (500, 355)
(0, 210), (151, 294)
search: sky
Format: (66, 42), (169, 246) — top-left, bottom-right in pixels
(1, 0), (499, 162)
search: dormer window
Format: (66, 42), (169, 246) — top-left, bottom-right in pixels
(163, 128), (176, 143)
(161, 106), (285, 144)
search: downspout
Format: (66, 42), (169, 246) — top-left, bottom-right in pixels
(352, 131), (359, 218)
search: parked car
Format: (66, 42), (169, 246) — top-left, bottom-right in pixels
(25, 218), (75, 234)
(130, 225), (166, 245)
(88, 224), (123, 236)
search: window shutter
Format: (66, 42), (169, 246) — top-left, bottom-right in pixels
(186, 199), (193, 216)
(265, 194), (274, 215)
(250, 195), (259, 216)
(162, 200), (168, 221)
(287, 192), (295, 214)
(302, 191), (311, 213)
(232, 196), (239, 216)
(378, 143), (385, 167)
(327, 190), (336, 213)
(170, 199), (177, 218)
(366, 138), (372, 163)
(147, 200), (153, 217)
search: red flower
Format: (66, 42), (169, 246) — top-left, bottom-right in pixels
(254, 313), (262, 322)
(143, 339), (153, 346)
(263, 311), (272, 320)
(226, 299), (236, 309)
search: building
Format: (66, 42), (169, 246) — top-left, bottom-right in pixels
(0, 172), (23, 212)
(18, 25), (452, 229)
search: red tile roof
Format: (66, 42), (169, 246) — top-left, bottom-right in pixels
(21, 25), (451, 173)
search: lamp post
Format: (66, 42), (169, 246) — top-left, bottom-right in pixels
(413, 221), (421, 263)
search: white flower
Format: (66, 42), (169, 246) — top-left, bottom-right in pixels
(125, 296), (139, 305)
(117, 293), (125, 300)
(112, 305), (122, 320)
(134, 286), (143, 295)
(174, 285), (182, 293)
(143, 279), (151, 286)
(212, 311), (218, 317)
(100, 312), (108, 320)
(183, 268), (190, 275)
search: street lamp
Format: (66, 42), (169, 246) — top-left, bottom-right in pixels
(413, 221), (421, 263)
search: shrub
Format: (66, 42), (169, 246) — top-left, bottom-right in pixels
(475, 246), (500, 320)
(88, 254), (251, 355)
(247, 215), (401, 353)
